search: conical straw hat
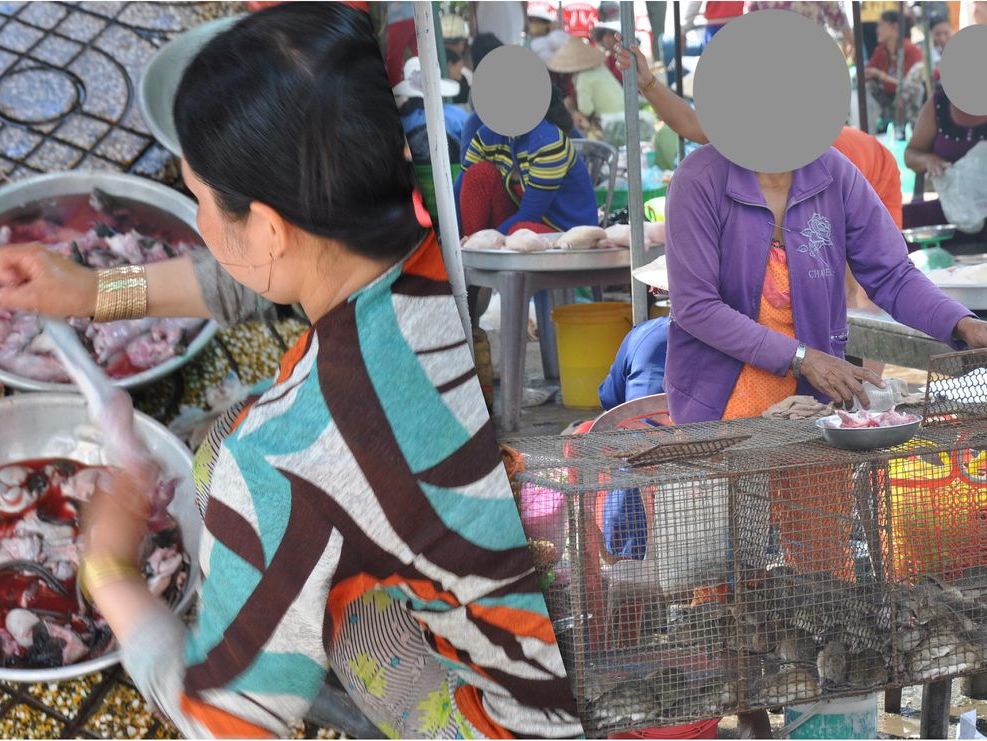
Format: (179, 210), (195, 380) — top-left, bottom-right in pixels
(547, 37), (605, 74)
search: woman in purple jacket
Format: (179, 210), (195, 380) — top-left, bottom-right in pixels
(663, 144), (987, 425)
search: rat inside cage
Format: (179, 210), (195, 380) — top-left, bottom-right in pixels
(510, 356), (987, 737)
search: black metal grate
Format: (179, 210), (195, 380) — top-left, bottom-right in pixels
(0, 1), (235, 184)
(923, 349), (987, 427)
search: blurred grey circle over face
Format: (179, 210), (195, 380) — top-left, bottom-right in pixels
(939, 25), (987, 115)
(472, 46), (551, 136)
(693, 10), (849, 172)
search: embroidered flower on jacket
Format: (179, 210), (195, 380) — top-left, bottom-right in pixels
(799, 212), (833, 266)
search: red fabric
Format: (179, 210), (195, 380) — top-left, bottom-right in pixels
(459, 161), (555, 236)
(385, 17), (418, 88)
(867, 39), (923, 95)
(605, 53), (623, 83)
(703, 1), (745, 22)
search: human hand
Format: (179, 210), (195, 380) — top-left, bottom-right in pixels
(799, 347), (885, 409)
(864, 67), (879, 81)
(614, 36), (651, 83)
(955, 317), (987, 348)
(81, 462), (157, 566)
(0, 243), (98, 317)
(925, 154), (952, 178)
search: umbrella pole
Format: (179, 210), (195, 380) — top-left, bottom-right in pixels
(621, 1), (648, 328)
(852, 1), (869, 133)
(672, 1), (685, 162)
(920, 7), (934, 102)
(893, 1), (906, 136)
(412, 2), (472, 354)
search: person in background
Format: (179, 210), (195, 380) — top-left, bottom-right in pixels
(547, 37), (624, 138)
(599, 317), (670, 411)
(859, 0), (901, 60)
(393, 57), (468, 164)
(470, 0), (526, 46)
(591, 21), (624, 83)
(459, 33), (504, 164)
(445, 49), (471, 105)
(682, 1), (745, 44)
(527, 5), (553, 38)
(457, 85), (596, 238)
(865, 10), (925, 129)
(904, 84), (987, 247)
(929, 14), (954, 72)
(745, 1), (853, 57)
(440, 13), (469, 59)
(384, 1), (417, 87)
(974, 0), (987, 24)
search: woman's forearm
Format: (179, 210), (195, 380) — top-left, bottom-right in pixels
(904, 147), (929, 173)
(641, 81), (708, 144)
(146, 256), (212, 319)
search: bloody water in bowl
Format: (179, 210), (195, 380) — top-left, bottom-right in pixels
(0, 192), (201, 249)
(0, 458), (187, 669)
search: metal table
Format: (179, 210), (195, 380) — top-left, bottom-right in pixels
(463, 245), (661, 432)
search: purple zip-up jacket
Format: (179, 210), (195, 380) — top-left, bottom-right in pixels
(664, 145), (973, 424)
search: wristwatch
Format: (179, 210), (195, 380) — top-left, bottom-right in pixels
(791, 343), (807, 379)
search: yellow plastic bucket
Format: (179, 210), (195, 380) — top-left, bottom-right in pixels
(552, 302), (633, 408)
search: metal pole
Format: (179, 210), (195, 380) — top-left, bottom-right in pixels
(432, 1), (447, 76)
(672, 1), (685, 162)
(920, 7), (935, 102)
(621, 1), (648, 328)
(893, 1), (907, 136)
(852, 2), (869, 133)
(412, 2), (472, 354)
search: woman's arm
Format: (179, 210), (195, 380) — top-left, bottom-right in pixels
(0, 246), (270, 326)
(498, 132), (571, 233)
(665, 163), (800, 375)
(614, 43), (708, 143)
(843, 162), (972, 344)
(905, 99), (951, 177)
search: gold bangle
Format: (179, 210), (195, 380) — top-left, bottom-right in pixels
(80, 555), (142, 602)
(93, 265), (148, 323)
(640, 75), (658, 93)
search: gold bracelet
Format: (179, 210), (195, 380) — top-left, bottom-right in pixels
(80, 554), (142, 602)
(93, 265), (148, 323)
(640, 75), (658, 93)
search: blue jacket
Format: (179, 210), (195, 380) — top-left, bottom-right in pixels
(598, 317), (669, 411)
(400, 103), (469, 145)
(598, 317), (669, 562)
(459, 120), (597, 233)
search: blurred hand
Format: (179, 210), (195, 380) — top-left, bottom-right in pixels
(0, 243), (97, 317)
(614, 36), (652, 86)
(864, 67), (879, 81)
(926, 154), (952, 178)
(82, 462), (156, 566)
(955, 317), (987, 349)
(800, 347), (885, 409)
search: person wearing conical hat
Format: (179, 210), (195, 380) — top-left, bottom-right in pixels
(548, 36), (624, 125)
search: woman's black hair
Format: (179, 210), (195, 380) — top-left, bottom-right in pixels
(928, 14), (950, 28)
(446, 49), (461, 65)
(174, 3), (424, 261)
(546, 85), (573, 135)
(469, 32), (503, 69)
(880, 9), (914, 33)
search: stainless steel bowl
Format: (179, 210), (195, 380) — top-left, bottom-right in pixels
(139, 15), (243, 156)
(954, 254), (987, 267)
(0, 393), (201, 683)
(902, 224), (956, 244)
(815, 414), (922, 451)
(0, 172), (219, 392)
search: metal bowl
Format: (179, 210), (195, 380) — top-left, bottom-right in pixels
(0, 172), (218, 392)
(139, 15), (243, 156)
(902, 224), (956, 244)
(815, 414), (923, 451)
(954, 254), (987, 267)
(0, 393), (201, 682)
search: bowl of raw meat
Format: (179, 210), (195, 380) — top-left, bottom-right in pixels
(0, 172), (219, 392)
(816, 409), (923, 451)
(0, 393), (201, 682)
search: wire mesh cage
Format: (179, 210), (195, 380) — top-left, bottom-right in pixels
(509, 404), (987, 737)
(923, 349), (987, 426)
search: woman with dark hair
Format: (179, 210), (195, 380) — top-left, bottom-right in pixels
(864, 9), (924, 127)
(457, 85), (597, 238)
(0, 5), (581, 739)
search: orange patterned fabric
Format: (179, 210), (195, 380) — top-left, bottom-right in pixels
(722, 246), (798, 420)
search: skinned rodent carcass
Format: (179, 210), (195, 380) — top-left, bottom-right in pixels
(556, 225), (607, 250)
(598, 224), (631, 248)
(461, 229), (506, 251)
(504, 229), (551, 253)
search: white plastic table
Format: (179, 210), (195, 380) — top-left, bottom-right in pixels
(462, 245), (661, 432)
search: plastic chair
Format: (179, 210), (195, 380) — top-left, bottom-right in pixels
(572, 138), (618, 227)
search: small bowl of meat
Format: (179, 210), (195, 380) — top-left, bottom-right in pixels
(0, 393), (200, 682)
(816, 409), (923, 451)
(0, 172), (218, 392)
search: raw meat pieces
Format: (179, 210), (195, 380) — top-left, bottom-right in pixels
(824, 409), (919, 429)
